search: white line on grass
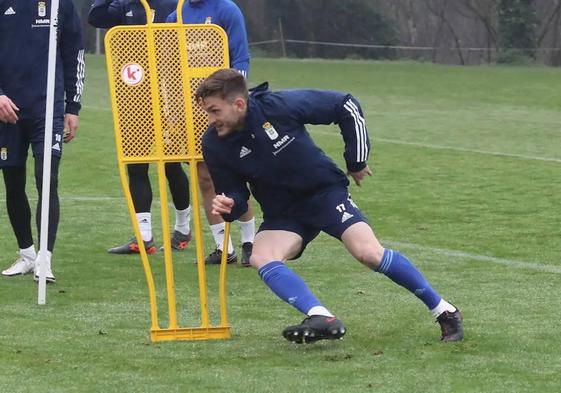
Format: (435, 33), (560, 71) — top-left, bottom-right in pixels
(312, 129), (561, 163)
(83, 105), (111, 112)
(376, 138), (561, 164)
(386, 240), (561, 274)
(60, 196), (121, 201)
(27, 196), (121, 201)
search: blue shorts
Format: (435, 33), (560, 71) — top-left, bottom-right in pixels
(0, 117), (64, 167)
(258, 187), (368, 259)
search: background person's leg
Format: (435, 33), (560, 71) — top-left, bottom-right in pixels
(128, 163), (151, 213)
(197, 162), (235, 262)
(34, 155), (60, 253)
(128, 164), (153, 242)
(31, 155), (60, 282)
(1, 165), (37, 276)
(107, 163), (157, 254)
(163, 162), (192, 251)
(238, 208), (255, 266)
(3, 165), (34, 250)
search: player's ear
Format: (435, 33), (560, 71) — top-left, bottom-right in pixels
(233, 96), (246, 112)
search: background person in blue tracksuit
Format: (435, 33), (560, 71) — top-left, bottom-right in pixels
(167, 0), (255, 266)
(89, 0), (175, 27)
(0, 0), (85, 283)
(197, 69), (464, 344)
(88, 0), (194, 256)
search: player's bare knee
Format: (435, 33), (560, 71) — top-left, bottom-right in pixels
(249, 252), (271, 269)
(353, 246), (383, 269)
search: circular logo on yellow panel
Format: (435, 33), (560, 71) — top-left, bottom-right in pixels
(121, 63), (144, 86)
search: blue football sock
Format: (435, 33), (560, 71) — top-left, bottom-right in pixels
(258, 261), (322, 314)
(376, 249), (441, 310)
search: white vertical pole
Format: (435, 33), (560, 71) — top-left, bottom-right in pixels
(38, 0), (61, 305)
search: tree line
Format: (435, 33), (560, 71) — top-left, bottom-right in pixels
(76, 0), (561, 66)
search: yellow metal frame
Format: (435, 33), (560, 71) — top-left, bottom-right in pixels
(104, 0), (232, 342)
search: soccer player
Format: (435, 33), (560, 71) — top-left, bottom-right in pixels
(167, 0), (255, 266)
(197, 69), (464, 343)
(89, 0), (193, 255)
(0, 0), (85, 283)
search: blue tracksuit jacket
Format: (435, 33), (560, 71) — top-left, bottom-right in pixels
(88, 0), (178, 27)
(202, 83), (371, 222)
(166, 0), (250, 76)
(0, 0), (84, 119)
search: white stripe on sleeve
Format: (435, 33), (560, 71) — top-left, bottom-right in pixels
(344, 100), (368, 162)
(346, 99), (368, 161)
(73, 49), (85, 103)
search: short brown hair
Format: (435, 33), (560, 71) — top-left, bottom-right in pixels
(195, 69), (248, 102)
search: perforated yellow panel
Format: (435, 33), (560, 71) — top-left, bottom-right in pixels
(105, 24), (229, 162)
(104, 21), (231, 343)
(189, 78), (209, 157)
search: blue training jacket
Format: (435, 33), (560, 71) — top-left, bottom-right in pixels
(166, 0), (250, 77)
(0, 0), (85, 119)
(202, 83), (371, 222)
(88, 0), (178, 27)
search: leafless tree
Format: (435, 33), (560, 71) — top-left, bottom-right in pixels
(457, 0), (498, 62)
(422, 0), (466, 64)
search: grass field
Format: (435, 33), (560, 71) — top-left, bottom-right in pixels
(1, 56), (561, 393)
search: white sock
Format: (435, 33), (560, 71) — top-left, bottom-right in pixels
(430, 299), (457, 318)
(174, 206), (191, 235)
(20, 245), (37, 260)
(238, 217), (255, 244)
(136, 212), (152, 241)
(210, 222), (234, 253)
(307, 306), (335, 318)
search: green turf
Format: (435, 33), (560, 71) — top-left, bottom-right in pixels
(1, 57), (560, 393)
